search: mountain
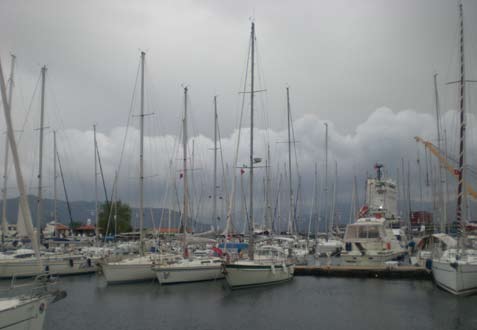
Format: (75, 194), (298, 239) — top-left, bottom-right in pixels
(0, 195), (211, 232)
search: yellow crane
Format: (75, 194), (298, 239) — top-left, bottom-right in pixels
(415, 136), (477, 200)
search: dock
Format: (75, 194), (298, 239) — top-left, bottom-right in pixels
(294, 265), (432, 280)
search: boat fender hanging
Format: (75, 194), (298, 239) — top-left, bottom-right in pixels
(69, 259), (74, 267)
(45, 265), (50, 273)
(386, 242), (391, 250)
(87, 258), (92, 267)
(282, 262), (287, 273)
(271, 264), (276, 274)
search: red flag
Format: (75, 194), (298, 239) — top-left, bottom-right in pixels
(240, 168), (245, 175)
(454, 169), (461, 176)
(179, 172), (184, 179)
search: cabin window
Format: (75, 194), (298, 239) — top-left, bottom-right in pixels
(367, 226), (380, 238)
(358, 227), (368, 239)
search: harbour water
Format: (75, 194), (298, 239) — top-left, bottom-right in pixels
(34, 275), (477, 330)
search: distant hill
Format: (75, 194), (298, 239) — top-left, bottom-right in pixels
(0, 195), (211, 232)
(1, 195), (470, 235)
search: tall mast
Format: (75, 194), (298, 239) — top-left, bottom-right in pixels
(0, 57), (42, 268)
(53, 131), (58, 223)
(36, 65), (47, 240)
(324, 123), (328, 232)
(433, 74), (446, 233)
(329, 160), (337, 236)
(1, 54), (15, 241)
(213, 96), (218, 234)
(349, 175), (357, 224)
(265, 144), (272, 232)
(248, 21), (256, 260)
(94, 124), (99, 237)
(182, 86), (189, 257)
(456, 2), (465, 240)
(286, 87), (294, 234)
(139, 51), (145, 255)
(308, 163), (318, 239)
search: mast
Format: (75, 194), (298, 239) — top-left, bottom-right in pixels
(182, 86), (190, 257)
(139, 51), (145, 255)
(36, 65), (47, 240)
(433, 74), (446, 232)
(94, 124), (99, 237)
(1, 54), (15, 241)
(248, 21), (256, 260)
(53, 131), (58, 223)
(349, 175), (357, 224)
(456, 2), (465, 242)
(308, 163), (318, 240)
(265, 144), (272, 232)
(324, 123), (328, 233)
(416, 147), (423, 204)
(213, 96), (218, 234)
(286, 87), (294, 234)
(407, 160), (412, 228)
(56, 148), (74, 228)
(329, 160), (337, 236)
(0, 57), (42, 268)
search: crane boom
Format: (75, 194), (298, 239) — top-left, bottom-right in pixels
(415, 136), (477, 200)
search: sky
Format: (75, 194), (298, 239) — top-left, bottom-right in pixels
(1, 0), (477, 223)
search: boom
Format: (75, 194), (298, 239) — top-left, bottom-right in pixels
(415, 136), (477, 200)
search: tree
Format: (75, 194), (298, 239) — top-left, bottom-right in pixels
(98, 201), (132, 235)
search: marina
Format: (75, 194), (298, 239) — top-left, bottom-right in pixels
(1, 0), (477, 329)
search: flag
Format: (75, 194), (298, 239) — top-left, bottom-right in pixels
(179, 172), (184, 179)
(240, 168), (245, 175)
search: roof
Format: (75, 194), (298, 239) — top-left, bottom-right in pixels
(75, 224), (96, 231)
(55, 223), (70, 230)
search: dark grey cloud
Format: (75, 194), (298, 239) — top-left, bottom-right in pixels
(1, 0), (477, 223)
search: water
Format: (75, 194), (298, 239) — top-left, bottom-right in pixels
(40, 275), (477, 330)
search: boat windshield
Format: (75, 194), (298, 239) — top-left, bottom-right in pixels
(344, 224), (384, 241)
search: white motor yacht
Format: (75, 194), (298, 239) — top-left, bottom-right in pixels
(341, 217), (406, 265)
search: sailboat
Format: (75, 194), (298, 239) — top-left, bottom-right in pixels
(0, 65), (97, 278)
(316, 140), (342, 256)
(153, 88), (224, 285)
(100, 51), (156, 284)
(431, 2), (477, 295)
(0, 55), (65, 330)
(223, 22), (294, 289)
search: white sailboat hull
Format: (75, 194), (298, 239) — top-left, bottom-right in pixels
(0, 257), (97, 279)
(0, 296), (49, 330)
(155, 265), (224, 284)
(432, 259), (477, 295)
(224, 262), (294, 289)
(101, 259), (155, 284)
